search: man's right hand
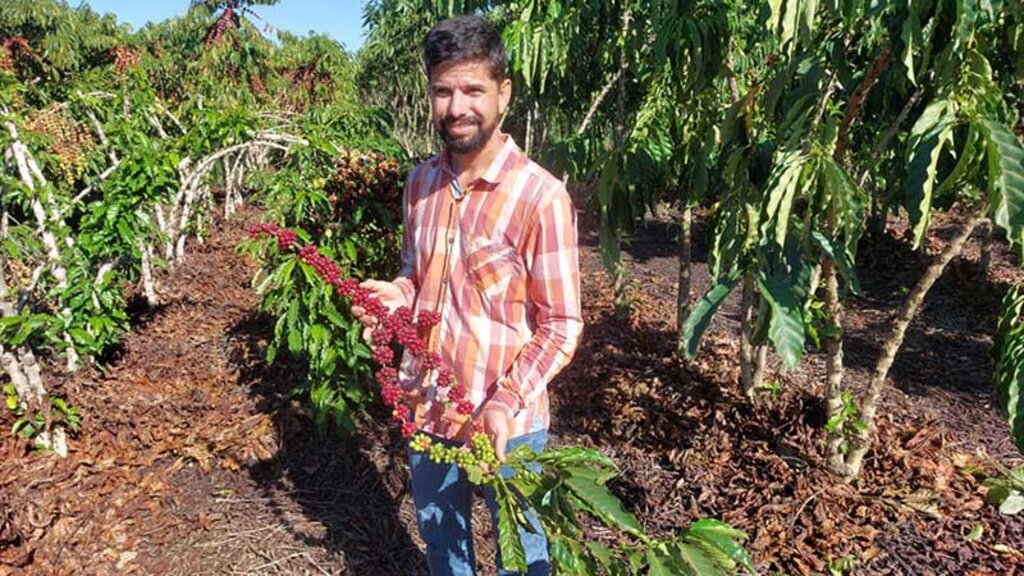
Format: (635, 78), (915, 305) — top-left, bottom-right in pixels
(351, 279), (406, 342)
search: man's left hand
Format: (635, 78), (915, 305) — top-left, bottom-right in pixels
(480, 404), (512, 463)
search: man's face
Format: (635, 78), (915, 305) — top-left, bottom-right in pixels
(428, 59), (511, 155)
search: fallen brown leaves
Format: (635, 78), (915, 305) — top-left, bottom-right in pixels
(0, 213), (281, 575)
(2, 210), (1024, 574)
(554, 220), (1024, 574)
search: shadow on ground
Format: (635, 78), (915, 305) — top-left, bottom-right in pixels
(841, 225), (1013, 400)
(228, 310), (429, 576)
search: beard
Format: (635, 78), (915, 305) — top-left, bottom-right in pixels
(438, 114), (496, 154)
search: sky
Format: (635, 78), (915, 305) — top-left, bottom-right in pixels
(81, 1), (371, 52)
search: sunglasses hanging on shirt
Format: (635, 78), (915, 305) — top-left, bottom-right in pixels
(450, 177), (465, 201)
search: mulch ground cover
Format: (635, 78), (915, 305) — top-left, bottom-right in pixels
(2, 205), (1024, 575)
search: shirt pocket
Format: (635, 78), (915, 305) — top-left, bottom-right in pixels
(463, 236), (520, 299)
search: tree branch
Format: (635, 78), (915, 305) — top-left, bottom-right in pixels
(577, 68), (624, 136)
(835, 44), (892, 165)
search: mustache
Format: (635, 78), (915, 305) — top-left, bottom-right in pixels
(442, 115), (482, 129)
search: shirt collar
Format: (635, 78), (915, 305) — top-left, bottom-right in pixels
(439, 134), (520, 187)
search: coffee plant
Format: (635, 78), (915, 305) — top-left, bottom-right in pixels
(0, 0), (386, 453)
(244, 145), (403, 431)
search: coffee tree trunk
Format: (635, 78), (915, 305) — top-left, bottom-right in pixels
(823, 249), (846, 472)
(740, 272), (756, 398)
(752, 344), (768, 391)
(842, 207), (986, 478)
(138, 239), (158, 306)
(4, 114), (81, 372)
(978, 220), (993, 277)
(524, 105), (534, 156)
(676, 205), (693, 358)
(824, 45), (890, 475)
(611, 3), (632, 320)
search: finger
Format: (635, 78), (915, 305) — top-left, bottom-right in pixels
(352, 309), (379, 329)
(458, 422), (474, 445)
(362, 326), (374, 342)
(494, 427), (509, 463)
(351, 305), (366, 318)
(360, 279), (387, 294)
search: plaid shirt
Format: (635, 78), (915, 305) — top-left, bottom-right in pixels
(393, 135), (582, 440)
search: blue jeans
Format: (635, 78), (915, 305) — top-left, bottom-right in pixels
(408, 429), (550, 576)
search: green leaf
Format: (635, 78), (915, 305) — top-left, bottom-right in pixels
(758, 272), (806, 367)
(935, 123), (983, 199)
(1006, 466), (1024, 490)
(981, 119), (1024, 249)
(343, 239), (357, 263)
(999, 493), (1024, 515)
(905, 121), (954, 248)
(598, 223), (622, 272)
(902, 5), (922, 83)
(310, 324), (327, 346)
(627, 550), (646, 573)
(965, 524), (984, 541)
(761, 150), (807, 247)
(287, 325), (303, 355)
(686, 519), (755, 574)
(647, 547), (675, 576)
(352, 340), (372, 360)
(819, 154), (865, 254)
(681, 272), (741, 360)
(496, 485), (528, 573)
(535, 446), (615, 470)
(769, 0), (815, 53)
(116, 219), (134, 245)
(992, 285), (1024, 453)
(668, 541), (725, 575)
(550, 537), (588, 575)
(709, 203), (742, 280)
(912, 101), (952, 138)
(465, 464), (486, 486)
(986, 483), (1011, 504)
(956, 0), (980, 47)
(686, 518), (749, 542)
(585, 541), (616, 569)
(322, 300), (347, 328)
(286, 298), (300, 332)
(809, 231), (860, 294)
(563, 468), (643, 537)
(12, 418), (26, 437)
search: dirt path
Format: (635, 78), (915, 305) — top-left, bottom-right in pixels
(2, 207), (1024, 575)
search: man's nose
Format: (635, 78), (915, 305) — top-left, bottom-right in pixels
(447, 90), (469, 117)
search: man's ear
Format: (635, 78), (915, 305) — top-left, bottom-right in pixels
(498, 77), (512, 116)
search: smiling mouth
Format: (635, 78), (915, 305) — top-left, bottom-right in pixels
(444, 115), (481, 130)
(448, 125), (476, 136)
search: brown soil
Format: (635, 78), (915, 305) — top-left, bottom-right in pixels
(2, 205), (1023, 575)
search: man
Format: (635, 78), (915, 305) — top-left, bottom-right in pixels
(353, 14), (582, 576)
